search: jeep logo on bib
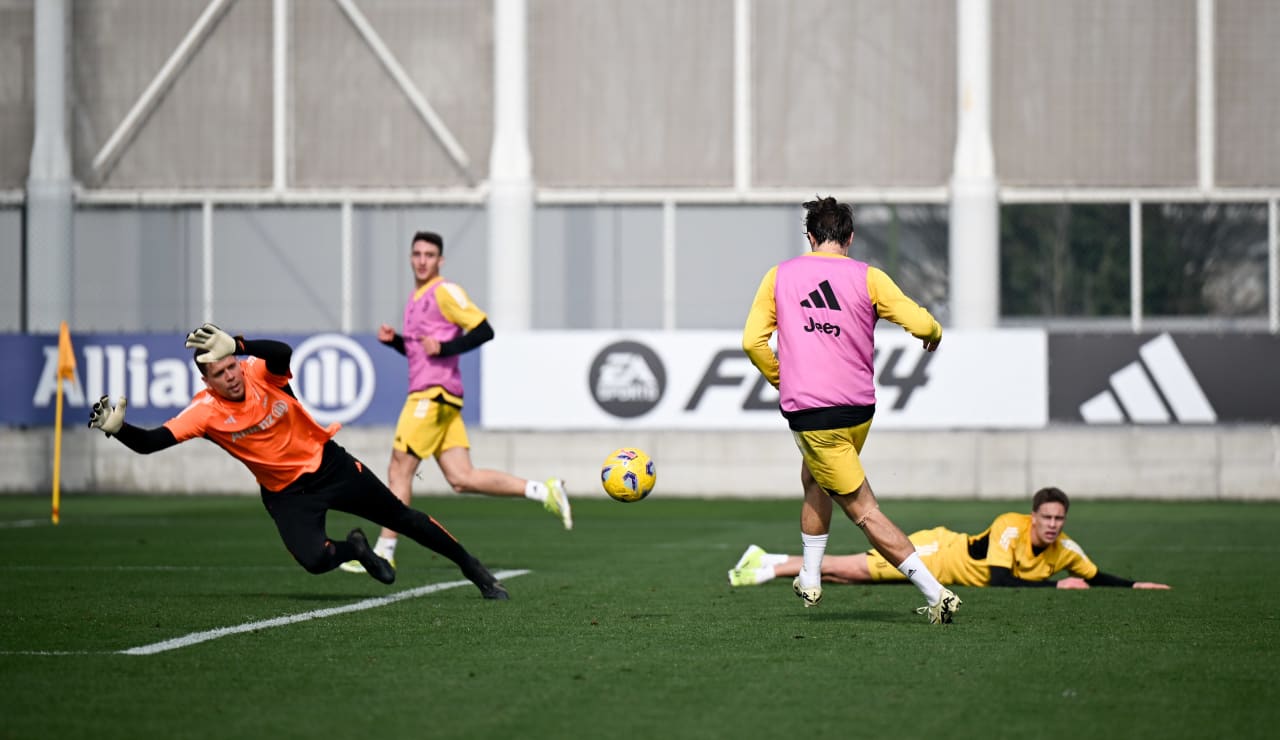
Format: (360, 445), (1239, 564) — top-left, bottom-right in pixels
(589, 341), (666, 418)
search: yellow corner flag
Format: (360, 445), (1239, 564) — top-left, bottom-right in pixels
(57, 321), (77, 380)
(52, 321), (77, 525)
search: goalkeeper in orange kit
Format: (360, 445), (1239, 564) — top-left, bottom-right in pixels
(88, 323), (510, 600)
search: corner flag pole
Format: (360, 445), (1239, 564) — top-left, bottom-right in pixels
(52, 321), (76, 525)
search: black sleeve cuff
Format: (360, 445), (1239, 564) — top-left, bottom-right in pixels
(113, 423), (179, 454)
(988, 566), (1055, 588)
(1086, 571), (1137, 588)
(383, 334), (407, 356)
(437, 319), (495, 358)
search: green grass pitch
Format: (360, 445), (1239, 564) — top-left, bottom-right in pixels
(1, 494), (1277, 739)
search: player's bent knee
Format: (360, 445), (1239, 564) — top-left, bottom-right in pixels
(292, 543), (334, 574)
(444, 473), (475, 493)
(297, 555), (330, 574)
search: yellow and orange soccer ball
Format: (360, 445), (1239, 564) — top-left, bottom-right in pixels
(600, 447), (656, 503)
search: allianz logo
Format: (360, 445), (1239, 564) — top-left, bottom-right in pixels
(290, 334), (375, 425)
(32, 334), (376, 425)
(33, 344), (203, 410)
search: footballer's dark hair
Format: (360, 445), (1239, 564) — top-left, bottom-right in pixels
(1032, 486), (1070, 512)
(411, 230), (444, 255)
(802, 195), (854, 246)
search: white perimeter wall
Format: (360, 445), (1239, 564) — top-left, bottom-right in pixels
(4, 426), (1277, 501)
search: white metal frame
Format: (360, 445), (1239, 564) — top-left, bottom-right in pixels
(91, 0), (235, 180)
(1130, 201), (1143, 333)
(1271, 200), (1279, 333)
(273, 0), (288, 192)
(12, 0), (1279, 333)
(334, 0), (474, 183)
(88, 0), (474, 188)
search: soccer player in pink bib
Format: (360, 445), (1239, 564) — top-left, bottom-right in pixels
(742, 196), (961, 624)
(341, 231), (571, 574)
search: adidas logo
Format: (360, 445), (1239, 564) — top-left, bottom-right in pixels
(799, 280), (842, 311)
(224, 414), (236, 424)
(1079, 333), (1216, 424)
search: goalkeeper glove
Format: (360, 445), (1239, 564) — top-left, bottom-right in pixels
(88, 395), (127, 435)
(185, 323), (238, 363)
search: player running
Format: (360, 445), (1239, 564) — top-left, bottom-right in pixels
(342, 230), (570, 574)
(742, 196), (961, 623)
(87, 323), (509, 599)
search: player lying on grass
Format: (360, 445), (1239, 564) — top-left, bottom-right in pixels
(87, 323), (509, 600)
(729, 487), (1171, 590)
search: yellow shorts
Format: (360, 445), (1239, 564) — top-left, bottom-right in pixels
(866, 527), (985, 587)
(392, 392), (470, 459)
(792, 420), (873, 494)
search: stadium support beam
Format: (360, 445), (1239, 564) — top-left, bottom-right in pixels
(733, 0), (752, 193)
(273, 0), (288, 192)
(341, 200), (353, 333)
(1130, 201), (1143, 333)
(488, 0), (533, 330)
(663, 200), (676, 330)
(948, 0), (999, 330)
(1197, 0), (1215, 193)
(201, 201), (214, 322)
(25, 0), (72, 332)
(1270, 199), (1278, 334)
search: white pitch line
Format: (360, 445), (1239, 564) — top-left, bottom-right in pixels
(0, 519), (48, 529)
(0, 570), (528, 657)
(120, 569), (528, 656)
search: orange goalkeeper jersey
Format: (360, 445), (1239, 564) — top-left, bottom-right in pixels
(164, 357), (340, 492)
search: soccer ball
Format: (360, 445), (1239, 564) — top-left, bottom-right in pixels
(600, 447), (656, 503)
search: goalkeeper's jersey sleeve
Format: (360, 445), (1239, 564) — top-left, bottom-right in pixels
(982, 512), (1100, 582)
(164, 357), (338, 491)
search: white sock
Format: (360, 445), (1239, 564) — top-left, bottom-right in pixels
(897, 552), (942, 604)
(524, 479), (547, 503)
(755, 565), (777, 584)
(761, 553), (789, 567)
(375, 536), (398, 559)
(800, 533), (828, 588)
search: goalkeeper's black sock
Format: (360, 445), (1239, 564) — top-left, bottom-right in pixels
(399, 509), (471, 565)
(390, 510), (507, 596)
